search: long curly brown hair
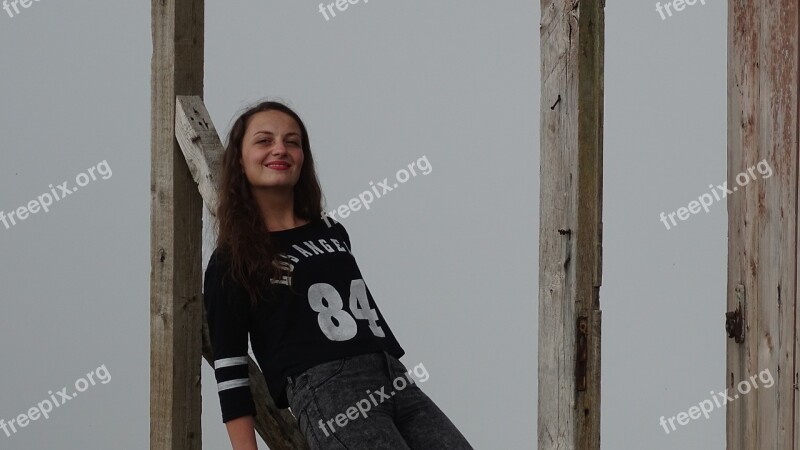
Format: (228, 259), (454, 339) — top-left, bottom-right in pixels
(214, 100), (323, 307)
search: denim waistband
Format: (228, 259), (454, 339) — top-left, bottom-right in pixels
(287, 351), (392, 385)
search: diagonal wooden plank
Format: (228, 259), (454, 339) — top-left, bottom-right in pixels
(176, 95), (310, 450)
(175, 96), (225, 216)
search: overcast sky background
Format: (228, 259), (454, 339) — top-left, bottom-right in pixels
(0, 1), (726, 449)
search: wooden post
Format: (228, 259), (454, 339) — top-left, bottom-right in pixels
(176, 96), (310, 449)
(538, 1), (604, 449)
(726, 0), (798, 448)
(150, 1), (204, 449)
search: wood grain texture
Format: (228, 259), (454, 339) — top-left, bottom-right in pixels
(538, 1), (604, 449)
(150, 0), (205, 449)
(176, 96), (310, 449)
(175, 96), (224, 215)
(727, 0), (798, 448)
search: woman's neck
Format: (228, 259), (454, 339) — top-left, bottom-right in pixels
(251, 187), (305, 232)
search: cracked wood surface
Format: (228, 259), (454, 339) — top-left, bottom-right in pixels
(538, 1), (604, 449)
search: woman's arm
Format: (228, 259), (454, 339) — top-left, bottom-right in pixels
(204, 252), (259, 447)
(225, 415), (258, 450)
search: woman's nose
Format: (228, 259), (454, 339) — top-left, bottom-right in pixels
(271, 142), (288, 154)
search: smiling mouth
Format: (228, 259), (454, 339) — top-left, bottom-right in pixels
(264, 162), (290, 170)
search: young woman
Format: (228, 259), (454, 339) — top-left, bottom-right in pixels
(204, 100), (474, 450)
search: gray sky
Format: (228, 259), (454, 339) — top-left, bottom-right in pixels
(0, 1), (727, 449)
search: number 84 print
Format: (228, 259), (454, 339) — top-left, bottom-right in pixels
(308, 279), (386, 341)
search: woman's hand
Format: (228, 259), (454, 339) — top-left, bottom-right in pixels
(225, 415), (258, 450)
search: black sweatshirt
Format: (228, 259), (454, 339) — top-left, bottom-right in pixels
(203, 217), (405, 422)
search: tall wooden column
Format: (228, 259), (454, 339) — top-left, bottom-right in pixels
(150, 1), (205, 448)
(727, 0), (799, 449)
(538, 1), (605, 449)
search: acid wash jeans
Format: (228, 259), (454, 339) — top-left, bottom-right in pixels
(285, 351), (474, 449)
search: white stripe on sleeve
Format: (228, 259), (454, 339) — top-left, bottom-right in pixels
(215, 356), (248, 369)
(217, 378), (250, 392)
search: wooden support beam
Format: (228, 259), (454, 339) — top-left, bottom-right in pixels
(726, 0), (799, 448)
(176, 96), (311, 450)
(175, 97), (224, 214)
(150, 1), (205, 449)
(538, 1), (604, 449)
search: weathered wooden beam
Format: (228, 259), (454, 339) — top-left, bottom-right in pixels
(175, 96), (224, 216)
(538, 1), (604, 449)
(150, 1), (205, 449)
(177, 95), (310, 450)
(726, 0), (798, 449)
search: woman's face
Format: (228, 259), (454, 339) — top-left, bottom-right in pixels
(240, 110), (304, 191)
